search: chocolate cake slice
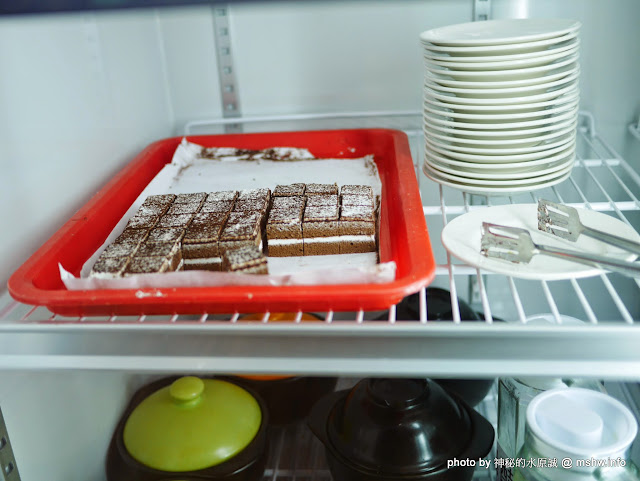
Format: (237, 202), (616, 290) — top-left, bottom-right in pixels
(182, 223), (225, 271)
(174, 192), (207, 205)
(141, 194), (176, 208)
(126, 213), (160, 230)
(305, 183), (338, 196)
(304, 204), (339, 222)
(271, 196), (305, 212)
(341, 194), (374, 208)
(101, 242), (138, 259)
(146, 227), (184, 244)
(227, 211), (261, 226)
(137, 202), (170, 217)
(133, 240), (182, 271)
(191, 211), (230, 227)
(273, 183), (306, 197)
(207, 190), (237, 202)
(219, 221), (262, 254)
(235, 189), (271, 220)
(90, 256), (130, 279)
(339, 203), (376, 254)
(200, 199), (234, 213)
(302, 204), (341, 256)
(234, 197), (269, 213)
(222, 245), (268, 275)
(341, 185), (374, 197)
(124, 257), (174, 275)
(237, 188), (271, 201)
(112, 228), (149, 249)
(267, 200), (304, 257)
(305, 194), (338, 209)
(166, 201), (203, 215)
(340, 204), (376, 223)
(156, 213), (194, 229)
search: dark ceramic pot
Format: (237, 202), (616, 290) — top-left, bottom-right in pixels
(232, 375), (338, 425)
(308, 378), (495, 481)
(376, 287), (497, 407)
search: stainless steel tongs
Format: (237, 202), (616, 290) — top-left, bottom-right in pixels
(537, 199), (640, 256)
(480, 222), (640, 278)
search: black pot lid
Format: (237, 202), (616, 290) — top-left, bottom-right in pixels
(326, 378), (472, 475)
(387, 287), (480, 322)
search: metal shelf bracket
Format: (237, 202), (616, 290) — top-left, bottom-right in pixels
(474, 0), (491, 21)
(213, 5), (242, 133)
(0, 406), (21, 481)
(629, 115), (640, 142)
(579, 110), (597, 138)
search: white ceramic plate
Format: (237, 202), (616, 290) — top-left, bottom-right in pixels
(423, 105), (578, 130)
(424, 69), (579, 97)
(423, 115), (577, 141)
(424, 80), (578, 105)
(440, 204), (639, 280)
(425, 44), (579, 71)
(422, 30), (579, 55)
(420, 19), (580, 46)
(422, 90), (579, 112)
(425, 63), (579, 89)
(423, 161), (573, 194)
(424, 156), (574, 185)
(424, 141), (575, 166)
(425, 130), (576, 155)
(425, 154), (573, 180)
(425, 54), (578, 82)
(423, 142), (575, 169)
(423, 97), (578, 121)
(423, 162), (573, 195)
(423, 38), (579, 63)
(425, 113), (577, 136)
(423, 121), (577, 148)
(425, 136), (575, 162)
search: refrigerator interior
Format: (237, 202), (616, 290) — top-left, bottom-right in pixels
(1, 1), (640, 480)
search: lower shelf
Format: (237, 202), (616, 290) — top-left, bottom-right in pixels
(3, 374), (639, 481)
(263, 425), (489, 481)
(260, 379), (498, 481)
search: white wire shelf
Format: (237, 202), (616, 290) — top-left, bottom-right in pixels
(1, 111), (640, 377)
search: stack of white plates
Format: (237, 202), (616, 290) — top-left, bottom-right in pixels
(420, 19), (581, 195)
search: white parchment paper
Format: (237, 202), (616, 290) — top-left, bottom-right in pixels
(61, 139), (395, 290)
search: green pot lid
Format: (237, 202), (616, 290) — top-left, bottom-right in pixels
(123, 377), (262, 472)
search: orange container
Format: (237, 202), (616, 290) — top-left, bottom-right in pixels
(237, 312), (323, 381)
(233, 312), (337, 425)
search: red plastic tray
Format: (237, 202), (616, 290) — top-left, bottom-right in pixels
(8, 129), (435, 316)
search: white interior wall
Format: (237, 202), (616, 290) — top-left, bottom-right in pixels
(491, 0), (640, 166)
(156, 7), (223, 128)
(229, 0), (471, 116)
(0, 371), (135, 481)
(0, 11), (176, 285)
(0, 7), (224, 287)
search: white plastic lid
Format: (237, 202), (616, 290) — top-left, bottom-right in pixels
(527, 388), (637, 466)
(524, 313), (585, 326)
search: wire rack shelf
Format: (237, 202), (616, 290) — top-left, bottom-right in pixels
(1, 112), (639, 378)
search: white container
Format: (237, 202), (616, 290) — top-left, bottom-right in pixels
(514, 388), (640, 481)
(496, 315), (604, 481)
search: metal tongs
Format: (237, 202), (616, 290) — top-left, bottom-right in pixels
(480, 222), (640, 278)
(537, 199), (640, 256)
